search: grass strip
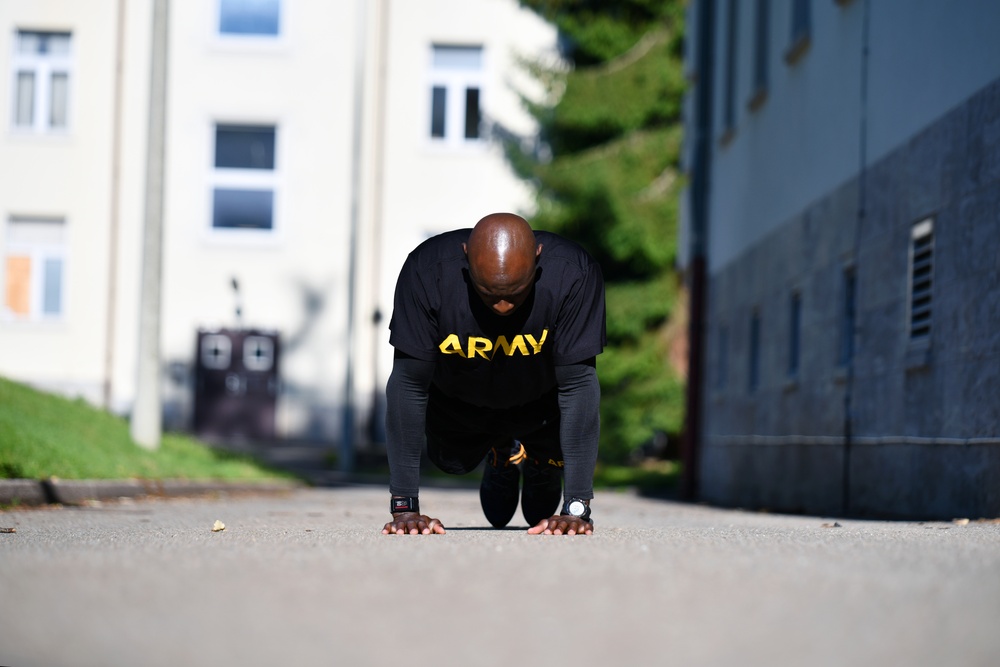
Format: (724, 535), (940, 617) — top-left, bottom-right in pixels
(0, 376), (294, 482)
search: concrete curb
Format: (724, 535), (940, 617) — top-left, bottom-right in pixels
(0, 478), (304, 507)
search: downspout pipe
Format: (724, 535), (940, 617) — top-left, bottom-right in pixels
(103, 0), (127, 410)
(844, 0), (871, 515)
(369, 0), (389, 445)
(342, 0), (370, 472)
(681, 0), (715, 501)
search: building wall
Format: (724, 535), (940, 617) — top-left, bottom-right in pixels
(159, 0), (361, 438)
(702, 0), (1000, 273)
(685, 0), (1000, 518)
(0, 0), (150, 408)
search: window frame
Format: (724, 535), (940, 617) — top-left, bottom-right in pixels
(2, 216), (67, 322)
(9, 30), (73, 134)
(720, 0), (739, 143)
(837, 265), (857, 368)
(748, 0), (770, 111)
(207, 122), (281, 240)
(216, 0), (283, 39)
(784, 0), (812, 65)
(748, 309), (761, 392)
(788, 290), (802, 377)
(424, 44), (487, 151)
(715, 324), (729, 391)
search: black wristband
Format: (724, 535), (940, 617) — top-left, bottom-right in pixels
(391, 496), (419, 514)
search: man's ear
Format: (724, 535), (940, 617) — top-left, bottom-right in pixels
(536, 243), (543, 258)
(462, 242), (468, 256)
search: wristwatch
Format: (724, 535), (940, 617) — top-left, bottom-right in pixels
(560, 497), (592, 523)
(390, 496), (419, 514)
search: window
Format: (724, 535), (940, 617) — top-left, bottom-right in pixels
(212, 124), (277, 231)
(791, 0), (811, 40)
(428, 45), (484, 146)
(721, 0), (739, 139)
(838, 267), (856, 367)
(201, 334), (233, 370)
(716, 325), (729, 390)
(3, 217), (66, 321)
(788, 291), (801, 376)
(243, 335), (275, 371)
(10, 30), (71, 132)
(748, 0), (770, 110)
(749, 310), (761, 391)
(909, 218), (934, 340)
(785, 0), (811, 64)
(219, 0), (280, 36)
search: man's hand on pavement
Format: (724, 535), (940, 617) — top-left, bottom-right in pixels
(527, 515), (593, 536)
(382, 512), (446, 535)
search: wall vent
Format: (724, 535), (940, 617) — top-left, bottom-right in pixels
(909, 218), (934, 340)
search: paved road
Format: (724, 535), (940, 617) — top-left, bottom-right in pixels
(2, 486), (998, 667)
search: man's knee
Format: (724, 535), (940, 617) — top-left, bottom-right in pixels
(426, 436), (487, 475)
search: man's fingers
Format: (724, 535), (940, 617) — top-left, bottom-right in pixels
(527, 518), (550, 535)
(380, 515), (446, 535)
(527, 515), (593, 536)
(420, 520), (446, 535)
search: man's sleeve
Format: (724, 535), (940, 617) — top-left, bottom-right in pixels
(555, 360), (600, 500)
(388, 252), (439, 361)
(385, 353), (435, 497)
(552, 261), (606, 366)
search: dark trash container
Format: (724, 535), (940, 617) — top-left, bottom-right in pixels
(193, 328), (280, 441)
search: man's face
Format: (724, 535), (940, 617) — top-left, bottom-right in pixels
(468, 269), (536, 316)
(465, 242), (542, 317)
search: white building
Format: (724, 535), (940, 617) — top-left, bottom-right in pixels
(0, 0), (557, 449)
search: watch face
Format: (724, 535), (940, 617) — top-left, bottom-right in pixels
(568, 500), (586, 517)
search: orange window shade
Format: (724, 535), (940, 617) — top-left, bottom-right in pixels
(5, 255), (31, 315)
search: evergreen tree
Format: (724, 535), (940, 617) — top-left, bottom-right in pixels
(510, 0), (688, 462)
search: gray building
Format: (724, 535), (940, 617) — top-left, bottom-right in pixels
(680, 0), (1000, 519)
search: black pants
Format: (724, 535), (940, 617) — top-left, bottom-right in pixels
(425, 384), (563, 475)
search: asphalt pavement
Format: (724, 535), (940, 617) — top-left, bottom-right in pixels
(2, 484), (999, 667)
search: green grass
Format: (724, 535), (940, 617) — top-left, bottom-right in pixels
(0, 374), (679, 490)
(0, 376), (295, 482)
(593, 460), (679, 496)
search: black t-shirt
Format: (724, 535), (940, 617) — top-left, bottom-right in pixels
(389, 229), (606, 408)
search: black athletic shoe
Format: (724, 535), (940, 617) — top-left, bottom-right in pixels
(520, 455), (563, 527)
(479, 443), (522, 528)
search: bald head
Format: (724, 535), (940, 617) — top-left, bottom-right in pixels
(463, 212), (542, 316)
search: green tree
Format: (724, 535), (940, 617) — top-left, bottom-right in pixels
(510, 0), (688, 463)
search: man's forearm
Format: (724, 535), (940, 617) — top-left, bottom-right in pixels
(555, 361), (600, 500)
(385, 355), (435, 497)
